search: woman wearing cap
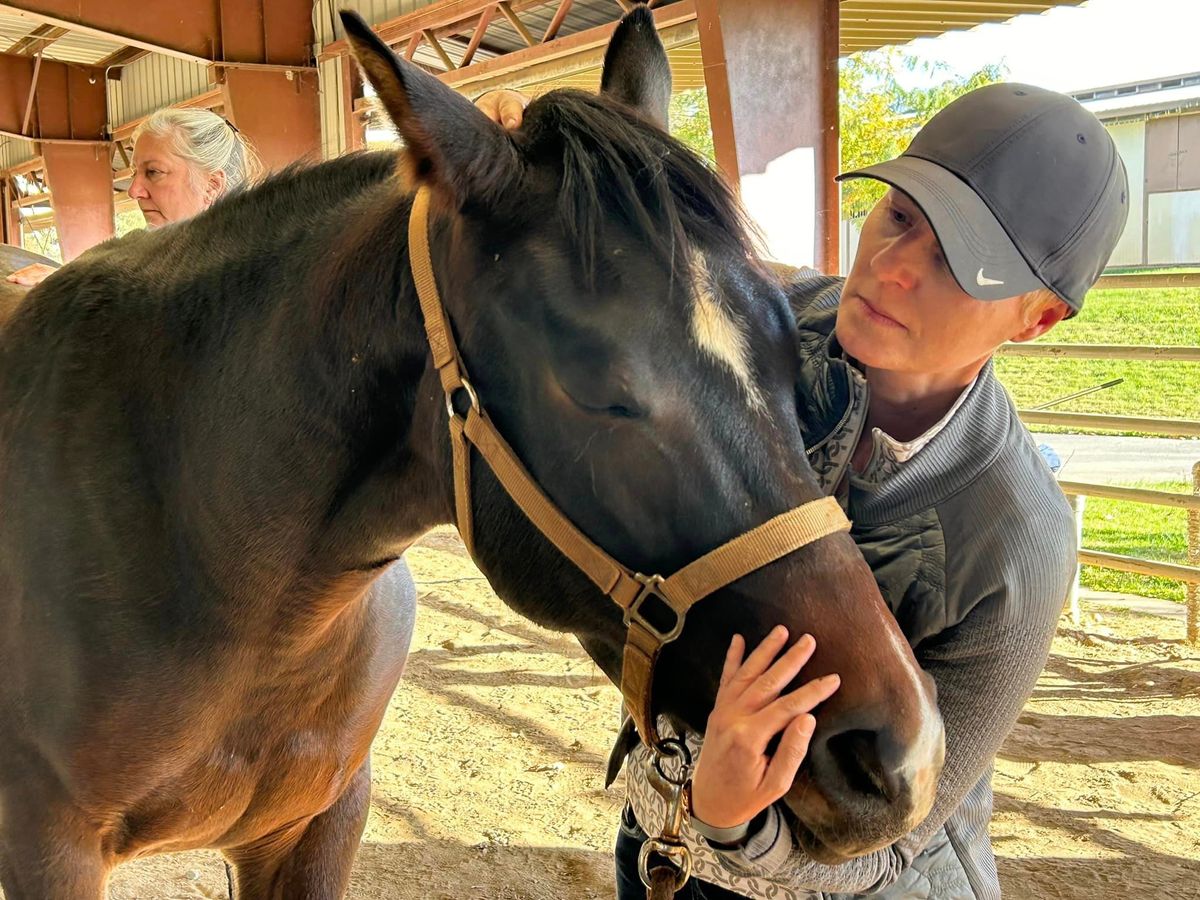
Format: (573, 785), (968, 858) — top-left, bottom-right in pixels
(478, 82), (1127, 900)
(6, 108), (260, 286)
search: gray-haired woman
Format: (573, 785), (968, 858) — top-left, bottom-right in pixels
(7, 108), (260, 285)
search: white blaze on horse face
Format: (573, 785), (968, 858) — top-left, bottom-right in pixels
(689, 256), (766, 412)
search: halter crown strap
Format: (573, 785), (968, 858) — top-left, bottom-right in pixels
(405, 185), (851, 749)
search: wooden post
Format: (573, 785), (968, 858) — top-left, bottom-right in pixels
(1067, 493), (1085, 628)
(1188, 461), (1199, 645)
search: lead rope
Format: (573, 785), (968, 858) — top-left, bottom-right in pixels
(639, 739), (694, 898)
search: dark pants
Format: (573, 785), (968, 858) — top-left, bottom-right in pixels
(615, 803), (752, 900)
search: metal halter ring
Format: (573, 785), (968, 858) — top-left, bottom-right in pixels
(638, 839), (693, 891)
(445, 378), (480, 419)
(652, 737), (692, 787)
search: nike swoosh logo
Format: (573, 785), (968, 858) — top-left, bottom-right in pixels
(976, 268), (1005, 287)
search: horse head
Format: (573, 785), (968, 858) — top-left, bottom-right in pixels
(343, 6), (944, 861)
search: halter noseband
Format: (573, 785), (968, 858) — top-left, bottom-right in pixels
(407, 185), (850, 751)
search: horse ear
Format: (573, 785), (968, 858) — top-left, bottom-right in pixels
(340, 11), (517, 206)
(599, 5), (671, 129)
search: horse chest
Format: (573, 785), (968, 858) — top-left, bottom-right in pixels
(105, 722), (363, 859)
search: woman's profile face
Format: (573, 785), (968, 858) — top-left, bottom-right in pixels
(128, 132), (210, 228)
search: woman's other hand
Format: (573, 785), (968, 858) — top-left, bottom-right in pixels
(475, 90), (529, 130)
(5, 262), (58, 287)
(690, 627), (841, 829)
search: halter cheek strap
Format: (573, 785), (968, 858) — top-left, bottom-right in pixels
(406, 184), (851, 750)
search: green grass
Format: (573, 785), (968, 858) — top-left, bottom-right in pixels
(1078, 480), (1191, 602)
(993, 286), (1200, 424)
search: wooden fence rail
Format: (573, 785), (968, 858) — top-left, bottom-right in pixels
(1059, 472), (1200, 644)
(997, 344), (1200, 362)
(1019, 410), (1200, 438)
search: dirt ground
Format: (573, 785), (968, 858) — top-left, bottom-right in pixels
(73, 529), (1200, 897)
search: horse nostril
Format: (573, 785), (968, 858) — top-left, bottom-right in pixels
(826, 729), (902, 804)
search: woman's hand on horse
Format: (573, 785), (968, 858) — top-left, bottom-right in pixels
(690, 626), (840, 830)
(5, 263), (56, 286)
(475, 90), (529, 130)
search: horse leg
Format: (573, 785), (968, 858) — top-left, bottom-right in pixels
(227, 760), (372, 900)
(0, 794), (107, 900)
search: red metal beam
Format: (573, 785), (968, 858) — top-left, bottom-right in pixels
(221, 68), (321, 171)
(319, 0), (553, 61)
(42, 141), (114, 260)
(0, 0), (315, 65)
(542, 0), (573, 42)
(439, 0), (695, 89)
(0, 51), (107, 141)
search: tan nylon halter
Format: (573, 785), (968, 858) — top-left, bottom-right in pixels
(407, 185), (850, 749)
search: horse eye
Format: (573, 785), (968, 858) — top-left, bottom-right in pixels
(557, 379), (644, 420)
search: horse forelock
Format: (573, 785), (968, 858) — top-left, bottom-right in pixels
(520, 90), (754, 291)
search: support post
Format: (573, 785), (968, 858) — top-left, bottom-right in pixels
(220, 68), (322, 172)
(3, 179), (22, 246)
(1188, 461), (1199, 645)
(695, 0), (839, 271)
(41, 142), (114, 260)
(1066, 493), (1085, 628)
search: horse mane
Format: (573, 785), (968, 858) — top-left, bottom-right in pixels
(519, 90), (757, 285)
(182, 149), (399, 246)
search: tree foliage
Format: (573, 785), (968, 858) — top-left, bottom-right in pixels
(839, 50), (1005, 219)
(669, 88), (716, 164)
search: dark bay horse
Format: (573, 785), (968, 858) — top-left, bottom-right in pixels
(0, 8), (942, 898)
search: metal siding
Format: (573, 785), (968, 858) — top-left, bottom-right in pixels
(320, 57), (346, 160)
(109, 54), (211, 127)
(1178, 112), (1200, 192)
(1, 140), (36, 169)
(1105, 121), (1145, 267)
(1145, 115), (1180, 193)
(315, 0), (431, 48)
(1147, 189), (1200, 265)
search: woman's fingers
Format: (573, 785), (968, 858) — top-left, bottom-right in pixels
(756, 673), (841, 736)
(717, 634), (746, 690)
(745, 633), (816, 704)
(728, 625), (791, 689)
(473, 90), (528, 129)
(761, 713), (818, 801)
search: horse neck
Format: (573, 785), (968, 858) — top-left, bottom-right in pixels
(176, 185), (455, 631)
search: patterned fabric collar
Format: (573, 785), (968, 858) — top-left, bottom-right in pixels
(797, 316), (975, 498)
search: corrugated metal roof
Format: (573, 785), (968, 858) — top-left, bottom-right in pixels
(837, 1), (1086, 53)
(428, 1), (1088, 60)
(0, 9), (123, 64)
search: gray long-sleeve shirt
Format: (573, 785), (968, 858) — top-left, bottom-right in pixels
(625, 276), (1076, 898)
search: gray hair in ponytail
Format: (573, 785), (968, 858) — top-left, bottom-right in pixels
(134, 108), (263, 196)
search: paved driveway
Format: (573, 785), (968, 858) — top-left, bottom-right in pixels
(1032, 433), (1200, 484)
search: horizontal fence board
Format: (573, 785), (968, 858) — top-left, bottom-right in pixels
(1078, 549), (1200, 585)
(1059, 481), (1200, 511)
(1018, 410), (1200, 438)
(998, 343), (1200, 362)
(1095, 272), (1200, 290)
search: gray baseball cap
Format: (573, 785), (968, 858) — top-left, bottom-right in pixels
(838, 82), (1129, 313)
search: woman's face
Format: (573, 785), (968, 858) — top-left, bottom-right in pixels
(128, 132), (222, 228)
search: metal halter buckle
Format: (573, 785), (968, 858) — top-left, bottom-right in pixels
(444, 378), (480, 419)
(624, 573), (685, 643)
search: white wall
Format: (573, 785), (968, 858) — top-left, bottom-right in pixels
(1105, 120), (1146, 267)
(1147, 189), (1200, 265)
